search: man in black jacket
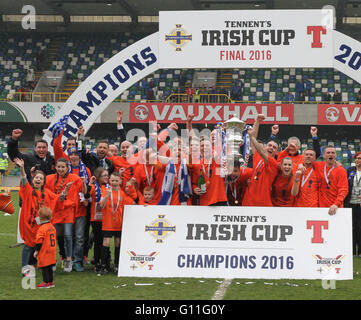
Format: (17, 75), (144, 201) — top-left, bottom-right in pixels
(7, 129), (55, 181)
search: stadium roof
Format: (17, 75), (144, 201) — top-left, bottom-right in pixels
(0, 0), (360, 17)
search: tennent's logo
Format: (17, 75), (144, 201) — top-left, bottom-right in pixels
(307, 220), (328, 243)
(165, 24), (192, 51)
(145, 215), (176, 243)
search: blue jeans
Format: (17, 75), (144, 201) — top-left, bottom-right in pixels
(54, 223), (73, 259)
(73, 216), (86, 263)
(21, 244), (35, 268)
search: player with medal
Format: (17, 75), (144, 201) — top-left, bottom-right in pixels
(313, 146), (348, 215)
(292, 148), (321, 207)
(97, 171), (135, 275)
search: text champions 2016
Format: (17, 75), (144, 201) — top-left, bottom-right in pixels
(61, 46), (157, 144)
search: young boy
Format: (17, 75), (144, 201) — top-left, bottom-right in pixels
(139, 186), (157, 205)
(34, 207), (57, 288)
(98, 172), (134, 275)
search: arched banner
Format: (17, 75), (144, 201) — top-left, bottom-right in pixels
(43, 10), (361, 148)
(43, 32), (159, 150)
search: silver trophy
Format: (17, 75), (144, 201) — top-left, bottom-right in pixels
(222, 115), (246, 166)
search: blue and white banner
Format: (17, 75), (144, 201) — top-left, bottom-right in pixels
(43, 32), (159, 150)
(333, 30), (361, 84)
(119, 205), (352, 280)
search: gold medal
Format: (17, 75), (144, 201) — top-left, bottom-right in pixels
(113, 216), (116, 221)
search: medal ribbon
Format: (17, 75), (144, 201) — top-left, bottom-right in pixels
(301, 168), (313, 188)
(110, 189), (121, 220)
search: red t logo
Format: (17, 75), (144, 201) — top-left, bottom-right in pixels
(307, 26), (327, 48)
(307, 220), (328, 243)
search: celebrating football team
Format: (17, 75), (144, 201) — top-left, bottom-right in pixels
(4, 109), (360, 288)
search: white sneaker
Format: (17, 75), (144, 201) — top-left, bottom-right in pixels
(63, 260), (73, 272)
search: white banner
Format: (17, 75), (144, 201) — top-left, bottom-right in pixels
(159, 10), (334, 68)
(333, 30), (361, 84)
(119, 205), (352, 280)
(43, 32), (159, 150)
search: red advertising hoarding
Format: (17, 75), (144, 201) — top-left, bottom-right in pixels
(318, 104), (361, 125)
(129, 103), (294, 124)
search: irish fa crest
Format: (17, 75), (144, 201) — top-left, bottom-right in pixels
(145, 215), (176, 243)
(165, 24), (192, 51)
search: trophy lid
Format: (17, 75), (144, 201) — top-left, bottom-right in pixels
(224, 115), (244, 125)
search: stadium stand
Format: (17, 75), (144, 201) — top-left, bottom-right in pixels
(1, 31), (360, 104)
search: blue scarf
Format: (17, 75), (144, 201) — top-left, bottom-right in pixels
(69, 160), (89, 184)
(45, 115), (69, 146)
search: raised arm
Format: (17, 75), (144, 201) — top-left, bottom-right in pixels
(250, 114), (265, 155)
(117, 110), (127, 144)
(248, 125), (269, 163)
(310, 126), (321, 159)
(291, 168), (302, 196)
(7, 129), (25, 161)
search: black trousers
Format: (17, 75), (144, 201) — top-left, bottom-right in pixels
(91, 221), (103, 264)
(41, 265), (54, 283)
(351, 204), (361, 255)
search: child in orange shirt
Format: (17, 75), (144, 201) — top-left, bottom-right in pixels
(0, 190), (14, 214)
(34, 207), (57, 288)
(98, 172), (134, 275)
(138, 186), (158, 205)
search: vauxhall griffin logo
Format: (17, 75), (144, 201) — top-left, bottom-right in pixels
(325, 106), (340, 122)
(165, 24), (192, 51)
(134, 105), (149, 120)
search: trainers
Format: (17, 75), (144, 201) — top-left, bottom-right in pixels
(63, 260), (73, 272)
(94, 263), (101, 273)
(113, 266), (118, 274)
(83, 256), (90, 265)
(97, 265), (108, 276)
(36, 282), (51, 288)
(73, 262), (84, 272)
(48, 282), (55, 288)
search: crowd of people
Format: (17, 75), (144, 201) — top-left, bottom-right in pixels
(3, 110), (361, 288)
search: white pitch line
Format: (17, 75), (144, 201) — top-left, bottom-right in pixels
(211, 278), (233, 300)
(0, 233), (16, 237)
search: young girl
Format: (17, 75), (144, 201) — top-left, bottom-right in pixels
(14, 158), (69, 273)
(68, 147), (91, 272)
(34, 207), (57, 288)
(88, 167), (109, 273)
(45, 158), (84, 272)
(98, 172), (135, 275)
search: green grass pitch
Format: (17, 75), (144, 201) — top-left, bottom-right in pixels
(1, 193), (361, 300)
